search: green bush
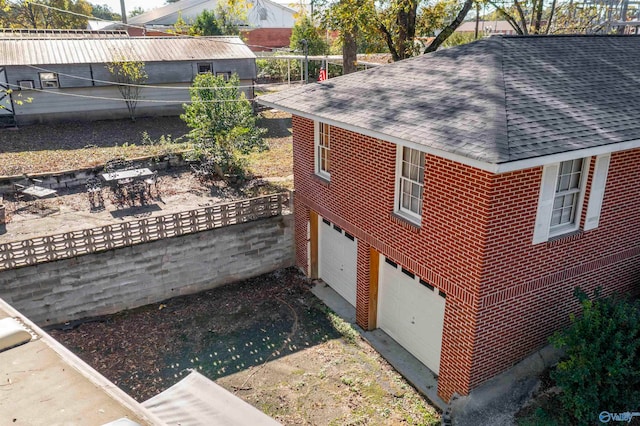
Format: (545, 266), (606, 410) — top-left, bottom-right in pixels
(550, 288), (640, 424)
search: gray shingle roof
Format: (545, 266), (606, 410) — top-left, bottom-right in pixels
(258, 35), (640, 165)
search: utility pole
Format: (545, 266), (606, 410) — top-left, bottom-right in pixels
(120, 0), (127, 24)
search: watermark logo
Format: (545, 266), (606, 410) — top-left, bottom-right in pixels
(600, 411), (640, 423)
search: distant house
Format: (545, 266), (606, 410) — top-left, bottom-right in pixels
(456, 20), (517, 35)
(0, 30), (256, 126)
(126, 0), (297, 52)
(258, 35), (640, 402)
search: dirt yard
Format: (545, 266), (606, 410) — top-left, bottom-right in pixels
(49, 268), (440, 425)
(0, 111), (293, 242)
(2, 111), (439, 424)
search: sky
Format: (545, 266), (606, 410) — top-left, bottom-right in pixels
(89, 0), (166, 15)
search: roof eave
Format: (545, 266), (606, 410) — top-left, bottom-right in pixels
(258, 98), (640, 175)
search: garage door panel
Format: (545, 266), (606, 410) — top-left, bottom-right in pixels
(318, 218), (357, 307)
(378, 257), (445, 375)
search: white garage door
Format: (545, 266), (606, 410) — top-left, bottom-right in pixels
(378, 257), (446, 374)
(318, 218), (358, 307)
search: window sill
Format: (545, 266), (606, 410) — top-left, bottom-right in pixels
(390, 211), (421, 232)
(312, 173), (330, 185)
(547, 229), (584, 246)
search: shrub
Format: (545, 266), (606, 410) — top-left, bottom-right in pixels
(256, 59), (302, 82)
(181, 73), (267, 179)
(549, 288), (640, 424)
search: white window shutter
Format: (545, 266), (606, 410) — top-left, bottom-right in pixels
(313, 121), (319, 174)
(584, 153), (611, 231)
(532, 163), (559, 244)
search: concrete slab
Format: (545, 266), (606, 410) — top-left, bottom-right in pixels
(310, 280), (446, 411)
(448, 345), (562, 426)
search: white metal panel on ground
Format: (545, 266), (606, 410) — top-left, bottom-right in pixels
(318, 217), (358, 307)
(378, 256), (446, 375)
(143, 371), (281, 426)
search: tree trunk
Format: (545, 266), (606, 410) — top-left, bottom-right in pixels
(424, 0), (473, 54)
(513, 0), (529, 35)
(544, 0), (558, 34)
(533, 0), (544, 33)
(379, 23), (401, 62)
(342, 30), (357, 74)
(487, 1), (525, 35)
(475, 2), (480, 39)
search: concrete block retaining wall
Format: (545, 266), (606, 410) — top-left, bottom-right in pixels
(0, 152), (190, 195)
(0, 214), (294, 325)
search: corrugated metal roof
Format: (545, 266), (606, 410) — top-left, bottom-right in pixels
(0, 29), (129, 39)
(0, 36), (255, 65)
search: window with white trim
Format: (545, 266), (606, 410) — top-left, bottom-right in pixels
(395, 146), (424, 223)
(17, 80), (34, 90)
(39, 72), (59, 88)
(533, 155), (610, 244)
(550, 158), (585, 232)
(314, 121), (330, 179)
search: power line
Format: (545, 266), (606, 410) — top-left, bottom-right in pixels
(25, 64), (300, 91)
(5, 81), (262, 104)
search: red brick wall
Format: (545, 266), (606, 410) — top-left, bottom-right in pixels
(242, 28), (292, 52)
(472, 149), (640, 388)
(291, 115), (640, 401)
(291, 116), (491, 400)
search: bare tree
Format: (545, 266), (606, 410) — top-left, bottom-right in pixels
(106, 60), (148, 122)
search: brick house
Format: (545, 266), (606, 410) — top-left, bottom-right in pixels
(257, 35), (640, 402)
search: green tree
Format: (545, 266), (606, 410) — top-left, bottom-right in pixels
(188, 1), (247, 36)
(423, 0), (474, 53)
(181, 73), (267, 178)
(128, 6), (145, 17)
(189, 9), (223, 35)
(213, 1), (244, 35)
(1, 88), (33, 110)
(482, 0), (624, 35)
(416, 0), (461, 37)
(91, 4), (121, 21)
(315, 0), (473, 61)
(290, 15), (328, 55)
(550, 288), (640, 424)
(106, 59), (148, 122)
(3, 0), (93, 29)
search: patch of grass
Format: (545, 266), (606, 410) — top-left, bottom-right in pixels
(325, 310), (359, 344)
(340, 375), (355, 387)
(0, 112), (292, 178)
(245, 111), (292, 179)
